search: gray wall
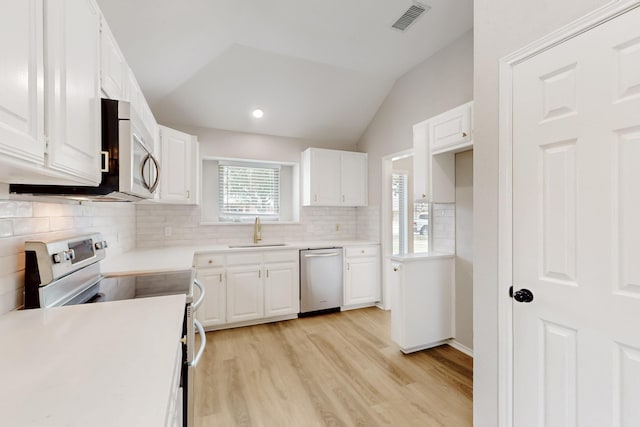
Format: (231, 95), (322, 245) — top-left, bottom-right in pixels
(357, 30), (474, 207)
(473, 0), (610, 424)
(455, 151), (473, 351)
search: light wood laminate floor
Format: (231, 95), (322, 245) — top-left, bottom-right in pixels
(194, 307), (472, 426)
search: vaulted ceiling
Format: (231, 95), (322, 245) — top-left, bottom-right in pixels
(97, 0), (473, 144)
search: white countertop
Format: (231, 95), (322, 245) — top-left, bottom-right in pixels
(389, 252), (455, 262)
(102, 240), (379, 277)
(0, 295), (185, 426)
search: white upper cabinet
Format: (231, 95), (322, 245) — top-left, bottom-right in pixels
(302, 147), (368, 207)
(413, 101), (473, 203)
(45, 0), (101, 184)
(100, 18), (126, 100)
(429, 101), (473, 155)
(340, 151), (368, 206)
(159, 126), (198, 204)
(0, 0), (45, 168)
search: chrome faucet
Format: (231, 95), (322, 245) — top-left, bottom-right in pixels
(253, 216), (262, 244)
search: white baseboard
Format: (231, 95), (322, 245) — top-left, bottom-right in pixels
(448, 339), (473, 357)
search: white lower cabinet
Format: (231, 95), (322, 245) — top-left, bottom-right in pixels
(195, 267), (226, 327)
(226, 264), (264, 323)
(390, 255), (454, 353)
(195, 250), (299, 329)
(343, 245), (380, 308)
(264, 261), (299, 317)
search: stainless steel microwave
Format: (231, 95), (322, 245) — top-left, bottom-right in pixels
(10, 99), (160, 201)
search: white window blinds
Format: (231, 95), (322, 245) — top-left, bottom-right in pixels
(218, 162), (280, 220)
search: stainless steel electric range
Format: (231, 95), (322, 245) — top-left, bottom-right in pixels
(23, 233), (205, 427)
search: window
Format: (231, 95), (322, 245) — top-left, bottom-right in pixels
(392, 172), (408, 255)
(201, 158), (299, 223)
(413, 201), (430, 253)
(218, 162), (280, 221)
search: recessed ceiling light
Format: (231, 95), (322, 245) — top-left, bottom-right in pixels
(252, 109), (264, 119)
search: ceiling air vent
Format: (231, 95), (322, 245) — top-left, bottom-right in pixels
(391, 2), (430, 32)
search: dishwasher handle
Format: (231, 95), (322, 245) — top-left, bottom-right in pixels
(192, 278), (205, 313)
(188, 319), (206, 368)
(303, 252), (341, 258)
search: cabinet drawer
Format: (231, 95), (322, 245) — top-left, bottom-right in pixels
(226, 252), (263, 266)
(345, 246), (379, 258)
(194, 253), (225, 268)
(263, 250), (298, 263)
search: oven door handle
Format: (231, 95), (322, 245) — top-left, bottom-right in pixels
(189, 319), (206, 368)
(192, 278), (205, 312)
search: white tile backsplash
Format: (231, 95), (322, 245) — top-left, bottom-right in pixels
(0, 201), (135, 315)
(135, 204), (359, 247)
(432, 203), (456, 253)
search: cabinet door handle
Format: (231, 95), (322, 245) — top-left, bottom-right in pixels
(462, 132), (468, 138)
(219, 273), (222, 282)
(266, 270), (269, 278)
(393, 265), (399, 272)
(186, 190), (190, 199)
(342, 195), (345, 202)
(258, 270), (261, 278)
(314, 194), (318, 202)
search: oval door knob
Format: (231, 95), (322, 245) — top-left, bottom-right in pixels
(513, 288), (534, 303)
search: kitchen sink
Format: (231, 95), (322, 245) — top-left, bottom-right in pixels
(228, 243), (288, 248)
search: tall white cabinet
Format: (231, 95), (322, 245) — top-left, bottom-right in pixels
(302, 148), (368, 206)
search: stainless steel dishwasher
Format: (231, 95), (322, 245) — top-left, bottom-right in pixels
(300, 247), (343, 316)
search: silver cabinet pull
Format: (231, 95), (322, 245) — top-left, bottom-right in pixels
(192, 279), (205, 312)
(258, 270), (261, 278)
(219, 273), (222, 282)
(188, 319), (206, 367)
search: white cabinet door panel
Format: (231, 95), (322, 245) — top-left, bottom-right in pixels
(310, 149), (341, 205)
(0, 0), (45, 165)
(341, 151), (367, 206)
(100, 20), (126, 100)
(45, 0), (101, 184)
(226, 265), (264, 323)
(264, 261), (299, 317)
(196, 268), (226, 327)
(160, 126), (197, 204)
(345, 257), (379, 305)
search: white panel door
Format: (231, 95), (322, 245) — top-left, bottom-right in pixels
(341, 151), (367, 206)
(0, 0), (45, 165)
(512, 6), (640, 426)
(264, 261), (299, 317)
(226, 265), (264, 323)
(45, 0), (101, 184)
(195, 268), (226, 327)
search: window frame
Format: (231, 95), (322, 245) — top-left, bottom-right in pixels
(200, 156), (300, 225)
